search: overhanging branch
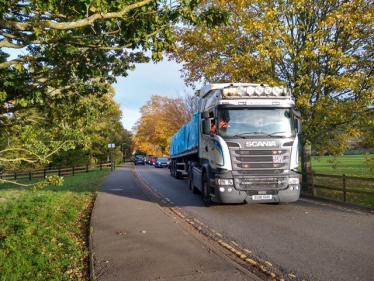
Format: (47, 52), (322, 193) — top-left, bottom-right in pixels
(0, 0), (153, 31)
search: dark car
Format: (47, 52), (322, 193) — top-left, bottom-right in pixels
(154, 157), (168, 168)
(146, 155), (154, 165)
(134, 155), (145, 165)
(150, 156), (156, 165)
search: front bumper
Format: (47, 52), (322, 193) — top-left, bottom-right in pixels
(211, 176), (300, 204)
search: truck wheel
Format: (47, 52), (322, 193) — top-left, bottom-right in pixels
(202, 174), (211, 207)
(175, 170), (182, 179)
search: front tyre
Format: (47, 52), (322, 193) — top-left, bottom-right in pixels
(202, 173), (211, 207)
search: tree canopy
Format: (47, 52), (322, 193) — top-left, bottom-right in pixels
(170, 0), (374, 156)
(0, 0), (215, 181)
(0, 0), (206, 119)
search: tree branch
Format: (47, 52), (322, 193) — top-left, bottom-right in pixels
(0, 0), (153, 31)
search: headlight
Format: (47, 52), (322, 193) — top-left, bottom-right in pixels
(288, 177), (299, 185)
(215, 178), (234, 186)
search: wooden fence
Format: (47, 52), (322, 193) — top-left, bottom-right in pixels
(0, 163), (111, 182)
(299, 171), (374, 205)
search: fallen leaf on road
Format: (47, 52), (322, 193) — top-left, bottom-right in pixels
(141, 230), (146, 234)
(116, 231), (127, 235)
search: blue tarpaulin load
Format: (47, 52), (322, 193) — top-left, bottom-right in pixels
(170, 112), (199, 157)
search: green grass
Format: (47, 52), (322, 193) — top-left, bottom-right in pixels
(303, 154), (374, 207)
(0, 169), (111, 281)
(311, 154), (374, 177)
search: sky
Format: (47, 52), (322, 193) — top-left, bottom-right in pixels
(112, 59), (195, 131)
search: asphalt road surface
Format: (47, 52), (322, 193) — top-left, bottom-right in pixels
(135, 164), (374, 281)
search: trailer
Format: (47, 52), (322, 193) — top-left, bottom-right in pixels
(169, 83), (302, 206)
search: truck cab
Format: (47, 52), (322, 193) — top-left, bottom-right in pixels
(170, 83), (301, 206)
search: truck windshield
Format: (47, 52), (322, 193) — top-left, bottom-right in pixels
(216, 108), (296, 138)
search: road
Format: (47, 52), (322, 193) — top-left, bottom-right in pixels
(134, 164), (374, 281)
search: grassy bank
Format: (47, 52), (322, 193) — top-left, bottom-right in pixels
(0, 169), (111, 280)
(304, 155), (374, 207)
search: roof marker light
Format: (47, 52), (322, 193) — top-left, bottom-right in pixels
(264, 87), (273, 96)
(238, 86), (248, 96)
(223, 87), (238, 96)
(273, 87), (282, 96)
(246, 86), (255, 96)
(255, 85), (264, 96)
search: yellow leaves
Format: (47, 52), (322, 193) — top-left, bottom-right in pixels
(13, 63), (25, 73)
(0, 91), (6, 102)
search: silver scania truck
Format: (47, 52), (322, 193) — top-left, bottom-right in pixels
(169, 83), (301, 206)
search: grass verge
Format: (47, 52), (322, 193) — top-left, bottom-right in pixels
(0, 169), (111, 280)
(303, 155), (374, 208)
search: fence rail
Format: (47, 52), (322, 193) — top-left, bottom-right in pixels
(0, 163), (112, 182)
(298, 171), (374, 205)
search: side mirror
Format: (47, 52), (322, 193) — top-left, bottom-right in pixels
(201, 111), (209, 119)
(202, 119), (211, 135)
(297, 119), (302, 133)
(292, 109), (301, 118)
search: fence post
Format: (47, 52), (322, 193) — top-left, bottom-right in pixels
(14, 172), (17, 180)
(86, 164), (89, 173)
(58, 167), (61, 177)
(72, 166), (75, 176)
(29, 171), (31, 181)
(312, 171), (317, 196)
(100, 163), (102, 171)
(44, 169), (46, 179)
(343, 174), (347, 202)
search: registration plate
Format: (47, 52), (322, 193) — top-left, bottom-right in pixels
(252, 195), (272, 200)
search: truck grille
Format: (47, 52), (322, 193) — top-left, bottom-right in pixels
(230, 146), (291, 190)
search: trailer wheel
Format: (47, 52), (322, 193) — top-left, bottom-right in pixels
(170, 161), (174, 177)
(202, 173), (211, 207)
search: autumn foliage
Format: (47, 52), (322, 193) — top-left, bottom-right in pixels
(132, 94), (198, 156)
(170, 0), (374, 157)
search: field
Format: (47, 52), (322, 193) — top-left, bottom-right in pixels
(303, 154), (374, 207)
(0, 169), (111, 280)
(311, 154), (374, 177)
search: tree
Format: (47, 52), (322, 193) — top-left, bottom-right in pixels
(133, 92), (198, 155)
(0, 0), (216, 121)
(170, 0), (374, 162)
(1, 0), (214, 184)
(49, 89), (131, 166)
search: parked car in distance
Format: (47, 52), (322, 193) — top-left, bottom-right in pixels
(146, 155), (154, 165)
(134, 155), (145, 165)
(155, 157), (168, 168)
(150, 156), (156, 165)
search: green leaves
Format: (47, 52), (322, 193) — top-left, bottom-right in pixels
(170, 0), (374, 157)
